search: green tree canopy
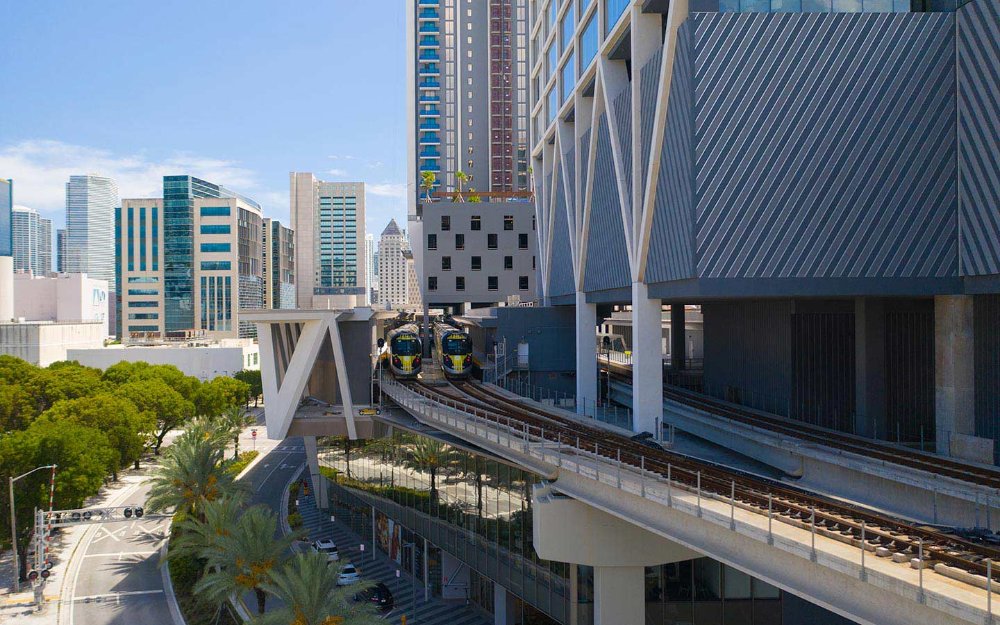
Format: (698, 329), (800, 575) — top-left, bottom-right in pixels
(33, 361), (106, 412)
(118, 378), (195, 454)
(102, 361), (201, 402)
(233, 369), (263, 406)
(38, 394), (153, 479)
(195, 376), (251, 418)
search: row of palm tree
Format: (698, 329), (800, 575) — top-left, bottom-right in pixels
(147, 416), (382, 625)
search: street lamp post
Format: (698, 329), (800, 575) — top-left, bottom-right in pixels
(9, 465), (57, 592)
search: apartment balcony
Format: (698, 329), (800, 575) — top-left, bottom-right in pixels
(418, 36), (439, 49)
(420, 133), (442, 145)
(419, 149), (441, 158)
(419, 107), (441, 117)
(419, 120), (441, 131)
(418, 93), (441, 104)
(418, 23), (440, 34)
(420, 163), (441, 173)
(419, 63), (441, 77)
(418, 80), (441, 90)
(419, 51), (440, 62)
(418, 0), (440, 5)
(418, 8), (439, 20)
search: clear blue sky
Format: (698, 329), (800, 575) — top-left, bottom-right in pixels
(0, 0), (408, 235)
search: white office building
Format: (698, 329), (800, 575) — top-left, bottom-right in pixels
(377, 219), (411, 310)
(365, 233), (377, 305)
(14, 272), (110, 336)
(65, 174), (118, 292)
(11, 206), (52, 276)
(290, 173), (367, 309)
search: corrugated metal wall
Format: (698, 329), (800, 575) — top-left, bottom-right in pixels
(638, 47), (663, 204)
(612, 84), (633, 207)
(549, 168), (576, 297)
(975, 295), (1000, 463)
(957, 0), (1000, 276)
(702, 300), (793, 415)
(790, 308), (855, 431)
(646, 21), (695, 284)
(579, 128), (592, 212)
(584, 115), (631, 292)
(884, 303), (935, 443)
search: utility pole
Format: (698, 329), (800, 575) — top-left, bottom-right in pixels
(9, 464), (56, 593)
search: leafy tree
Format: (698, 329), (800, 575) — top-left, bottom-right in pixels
(31, 361), (105, 413)
(234, 369), (263, 406)
(0, 383), (37, 432)
(402, 439), (458, 499)
(165, 495), (246, 569)
(455, 170), (469, 202)
(218, 405), (256, 459)
(119, 378), (195, 454)
(146, 431), (245, 520)
(420, 170), (437, 202)
(195, 505), (298, 615)
(252, 552), (381, 625)
(0, 420), (115, 581)
(103, 361), (201, 403)
(101, 360), (151, 386)
(38, 394), (153, 479)
(195, 376), (251, 418)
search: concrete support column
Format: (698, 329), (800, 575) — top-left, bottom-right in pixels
(670, 304), (686, 371)
(594, 566), (645, 625)
(494, 582), (509, 625)
(303, 436), (328, 510)
(576, 291), (598, 415)
(632, 281), (663, 434)
(855, 298), (886, 438)
(935, 295), (976, 456)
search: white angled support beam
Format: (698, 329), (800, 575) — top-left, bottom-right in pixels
(328, 319), (358, 440)
(598, 55), (635, 269)
(257, 323), (280, 438)
(268, 318), (329, 439)
(577, 71), (605, 291)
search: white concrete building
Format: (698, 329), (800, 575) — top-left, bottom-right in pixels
(11, 206), (52, 277)
(365, 233), (377, 306)
(13, 273), (110, 336)
(290, 173), (367, 310)
(65, 174), (118, 292)
(377, 219), (410, 309)
(68, 338), (259, 380)
(0, 320), (105, 366)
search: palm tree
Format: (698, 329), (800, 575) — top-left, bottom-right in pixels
(252, 552), (381, 625)
(195, 505), (299, 615)
(455, 170), (468, 202)
(467, 188), (482, 203)
(146, 432), (245, 521)
(164, 495), (246, 568)
(219, 405), (255, 459)
(402, 439), (457, 499)
(420, 170), (437, 202)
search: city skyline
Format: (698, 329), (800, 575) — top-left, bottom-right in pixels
(0, 1), (410, 236)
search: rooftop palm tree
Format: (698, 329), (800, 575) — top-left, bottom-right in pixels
(455, 170), (469, 202)
(195, 505), (299, 615)
(146, 431), (245, 521)
(251, 552), (381, 625)
(420, 170), (437, 202)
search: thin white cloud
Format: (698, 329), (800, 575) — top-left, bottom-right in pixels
(327, 155), (358, 161)
(328, 168), (350, 177)
(0, 139), (286, 220)
(367, 182), (407, 199)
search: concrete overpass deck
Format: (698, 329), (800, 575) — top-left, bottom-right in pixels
(380, 376), (1000, 625)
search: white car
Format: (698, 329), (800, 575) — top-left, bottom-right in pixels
(312, 539), (339, 562)
(337, 562), (361, 586)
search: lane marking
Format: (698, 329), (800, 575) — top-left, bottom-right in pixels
(256, 452), (297, 492)
(91, 526), (128, 543)
(81, 550), (159, 559)
(74, 589), (164, 602)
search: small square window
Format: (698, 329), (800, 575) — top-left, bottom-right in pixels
(518, 233), (528, 249)
(442, 256), (452, 270)
(428, 276), (438, 290)
(471, 215), (482, 231)
(471, 256), (482, 271)
(441, 215), (451, 231)
(504, 215), (514, 230)
(504, 256), (513, 270)
(456, 276), (466, 291)
(519, 276), (529, 290)
(488, 233), (498, 249)
(455, 233), (465, 249)
(488, 276), (499, 291)
(427, 233), (437, 250)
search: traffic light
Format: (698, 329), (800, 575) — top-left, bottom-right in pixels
(123, 506), (144, 519)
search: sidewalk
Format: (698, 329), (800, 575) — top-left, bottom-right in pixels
(295, 489), (491, 625)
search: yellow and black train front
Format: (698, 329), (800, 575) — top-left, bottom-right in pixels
(388, 325), (422, 378)
(439, 330), (472, 378)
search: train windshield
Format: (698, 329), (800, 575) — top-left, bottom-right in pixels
(392, 336), (420, 355)
(443, 335), (471, 354)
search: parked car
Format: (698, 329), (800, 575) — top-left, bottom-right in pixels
(312, 539), (339, 562)
(337, 562), (361, 586)
(355, 582), (394, 612)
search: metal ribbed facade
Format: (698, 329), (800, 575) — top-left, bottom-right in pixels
(884, 303), (935, 443)
(550, 170), (575, 297)
(791, 307), (855, 431)
(647, 21), (696, 284)
(638, 48), (663, 204)
(579, 128), (591, 212)
(612, 84), (633, 208)
(694, 12), (957, 280)
(975, 295), (1000, 461)
(584, 115), (631, 292)
(957, 0), (1000, 277)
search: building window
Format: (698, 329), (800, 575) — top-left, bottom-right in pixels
(200, 206), (231, 217)
(488, 276), (498, 291)
(471, 215), (481, 231)
(504, 256), (513, 270)
(488, 234), (498, 249)
(455, 233), (465, 249)
(442, 256), (452, 270)
(428, 276), (438, 291)
(504, 215), (514, 230)
(518, 233), (528, 249)
(200, 243), (232, 253)
(519, 276), (529, 290)
(200, 224), (231, 234)
(456, 276), (465, 291)
(428, 233), (438, 250)
(471, 256), (482, 271)
(200, 261), (232, 271)
(441, 215), (451, 231)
